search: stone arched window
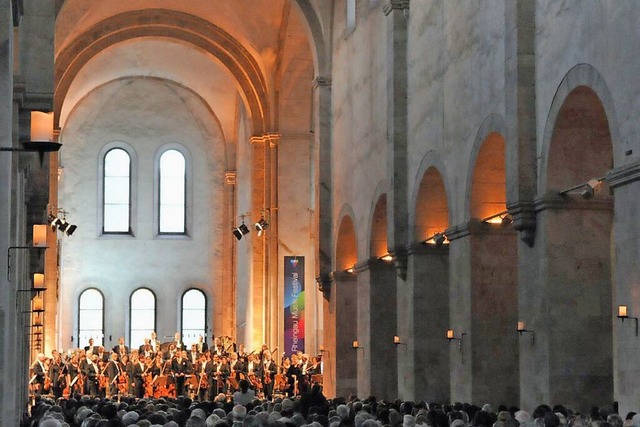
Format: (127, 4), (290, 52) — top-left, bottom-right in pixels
(103, 148), (132, 233)
(78, 288), (104, 347)
(129, 288), (156, 348)
(181, 289), (206, 347)
(158, 149), (187, 234)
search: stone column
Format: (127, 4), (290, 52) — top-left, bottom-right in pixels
(267, 134), (279, 348)
(356, 259), (397, 400)
(0, 2), (19, 424)
(519, 195), (613, 412)
(223, 171), (237, 337)
(398, 244), (450, 402)
(448, 222), (519, 406)
(321, 271), (357, 399)
(608, 162), (640, 415)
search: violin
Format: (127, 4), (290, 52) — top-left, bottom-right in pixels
(117, 373), (129, 395)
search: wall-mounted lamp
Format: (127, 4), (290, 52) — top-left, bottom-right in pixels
(0, 112), (62, 164)
(48, 213), (77, 236)
(423, 232), (448, 247)
(517, 321), (535, 342)
(482, 210), (513, 227)
(559, 176), (606, 199)
(446, 329), (466, 349)
(352, 340), (365, 355)
(617, 305), (639, 336)
(393, 335), (407, 347)
(344, 265), (356, 274)
(7, 224), (49, 281)
(254, 218), (269, 236)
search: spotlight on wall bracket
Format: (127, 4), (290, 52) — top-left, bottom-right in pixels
(422, 232), (448, 247)
(254, 218), (269, 236)
(232, 223), (250, 240)
(48, 214), (77, 236)
(558, 176), (606, 199)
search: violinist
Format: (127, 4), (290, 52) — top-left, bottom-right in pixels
(123, 353), (134, 395)
(83, 354), (101, 396)
(196, 335), (208, 354)
(105, 352), (125, 397)
(262, 352), (277, 400)
(197, 353), (213, 401)
(229, 352), (245, 385)
(112, 336), (129, 358)
(212, 354), (230, 395)
(49, 352), (67, 398)
(286, 353), (302, 397)
(68, 354), (84, 396)
(189, 344), (200, 366)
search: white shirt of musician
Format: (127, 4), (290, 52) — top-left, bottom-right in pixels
(247, 361), (255, 372)
(201, 361), (207, 372)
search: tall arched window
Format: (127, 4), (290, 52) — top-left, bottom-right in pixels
(130, 288), (156, 348)
(159, 149), (186, 234)
(103, 148), (131, 233)
(78, 288), (104, 347)
(181, 289), (206, 347)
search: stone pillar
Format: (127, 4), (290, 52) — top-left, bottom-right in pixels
(504, 0), (538, 247)
(384, 0), (409, 252)
(223, 171), (237, 338)
(0, 2), (19, 424)
(356, 259), (397, 400)
(398, 244), (450, 402)
(313, 76), (333, 294)
(267, 134), (279, 348)
(448, 222), (519, 406)
(608, 162), (640, 415)
(321, 272), (357, 399)
(519, 195), (613, 412)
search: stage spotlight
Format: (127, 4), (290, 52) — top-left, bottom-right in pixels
(580, 179), (601, 199)
(254, 218), (269, 236)
(500, 214), (513, 227)
(233, 223), (250, 240)
(65, 224), (77, 236)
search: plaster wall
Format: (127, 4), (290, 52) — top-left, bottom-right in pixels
(57, 77), (226, 350)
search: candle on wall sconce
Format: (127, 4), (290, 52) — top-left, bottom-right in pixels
(446, 329), (454, 340)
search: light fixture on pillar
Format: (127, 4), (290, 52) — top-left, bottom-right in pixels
(378, 253), (394, 263)
(617, 305), (639, 336)
(7, 225), (49, 281)
(482, 210), (513, 227)
(393, 335), (407, 347)
(48, 210), (78, 236)
(352, 340), (364, 354)
(423, 232), (448, 247)
(0, 111), (62, 164)
(344, 265), (356, 274)
(559, 176), (606, 199)
(516, 321), (535, 342)
(446, 329), (466, 350)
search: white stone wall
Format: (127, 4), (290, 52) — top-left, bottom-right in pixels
(58, 77), (226, 350)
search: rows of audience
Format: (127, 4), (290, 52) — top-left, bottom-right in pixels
(23, 385), (640, 427)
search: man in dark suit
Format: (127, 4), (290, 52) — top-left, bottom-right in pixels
(112, 337), (129, 357)
(105, 352), (124, 397)
(173, 332), (185, 352)
(84, 337), (96, 354)
(262, 352), (277, 400)
(132, 355), (147, 398)
(196, 335), (208, 353)
(172, 350), (190, 396)
(30, 353), (47, 396)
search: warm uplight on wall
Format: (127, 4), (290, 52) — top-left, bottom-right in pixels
(33, 224), (48, 247)
(393, 335), (406, 347)
(379, 254), (394, 263)
(345, 265), (356, 274)
(352, 340), (359, 349)
(423, 232), (448, 247)
(617, 305), (638, 336)
(559, 176), (606, 199)
(482, 210), (513, 227)
(446, 329), (466, 351)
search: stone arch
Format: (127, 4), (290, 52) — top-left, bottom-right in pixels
(292, 0), (330, 77)
(367, 180), (389, 259)
(54, 9), (271, 134)
(467, 114), (508, 220)
(335, 206), (358, 271)
(534, 66), (614, 410)
(540, 63), (620, 191)
(410, 151), (451, 243)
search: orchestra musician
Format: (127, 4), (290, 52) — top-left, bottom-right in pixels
(173, 332), (185, 352)
(83, 354), (101, 396)
(189, 344), (200, 366)
(196, 335), (208, 354)
(172, 349), (191, 396)
(67, 353), (84, 395)
(30, 353), (47, 396)
(286, 353), (302, 397)
(132, 353), (147, 398)
(211, 354), (230, 395)
(198, 353), (213, 401)
(49, 352), (67, 398)
(96, 346), (109, 363)
(105, 352), (125, 397)
(84, 337), (97, 354)
(112, 337), (129, 358)
(261, 351), (277, 400)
